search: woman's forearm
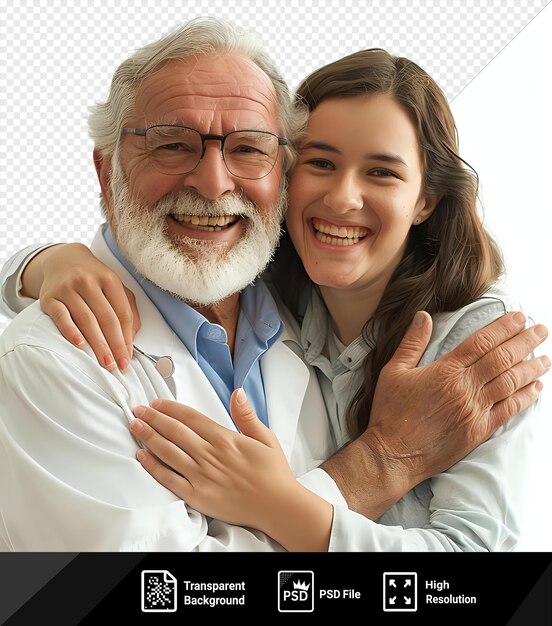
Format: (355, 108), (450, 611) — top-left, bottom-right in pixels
(259, 482), (333, 552)
(20, 243), (67, 298)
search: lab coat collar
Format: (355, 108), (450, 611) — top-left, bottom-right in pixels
(260, 337), (309, 459)
(261, 286), (311, 458)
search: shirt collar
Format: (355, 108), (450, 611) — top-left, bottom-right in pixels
(301, 285), (371, 374)
(301, 285), (331, 364)
(102, 225), (282, 358)
(239, 279), (282, 344)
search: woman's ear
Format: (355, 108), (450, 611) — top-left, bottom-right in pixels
(93, 149), (113, 218)
(414, 194), (438, 225)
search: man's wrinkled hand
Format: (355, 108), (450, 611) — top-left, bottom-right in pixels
(366, 310), (549, 488)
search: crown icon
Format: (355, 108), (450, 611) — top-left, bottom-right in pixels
(293, 580), (310, 591)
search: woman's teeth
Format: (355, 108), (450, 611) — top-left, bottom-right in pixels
(171, 214), (239, 232)
(312, 218), (368, 246)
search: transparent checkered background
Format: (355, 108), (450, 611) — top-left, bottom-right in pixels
(1, 1), (548, 310)
(1, 1), (552, 552)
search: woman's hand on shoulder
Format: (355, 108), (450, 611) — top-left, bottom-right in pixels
(36, 243), (141, 370)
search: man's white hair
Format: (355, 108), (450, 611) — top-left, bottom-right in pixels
(88, 17), (306, 184)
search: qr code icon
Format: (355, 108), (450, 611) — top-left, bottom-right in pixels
(141, 570), (178, 612)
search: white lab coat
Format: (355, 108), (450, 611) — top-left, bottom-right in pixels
(0, 228), (338, 551)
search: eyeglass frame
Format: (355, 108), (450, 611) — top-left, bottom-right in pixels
(122, 125), (288, 180)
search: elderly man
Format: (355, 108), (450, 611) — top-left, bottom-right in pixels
(0, 19), (547, 551)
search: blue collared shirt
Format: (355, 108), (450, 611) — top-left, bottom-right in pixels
(104, 226), (283, 426)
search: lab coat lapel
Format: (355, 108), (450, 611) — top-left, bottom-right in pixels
(261, 329), (309, 460)
(90, 227), (236, 431)
(168, 348), (237, 430)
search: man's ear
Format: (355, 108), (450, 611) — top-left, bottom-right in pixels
(93, 149), (113, 217)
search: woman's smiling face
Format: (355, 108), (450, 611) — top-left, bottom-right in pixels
(286, 94), (436, 293)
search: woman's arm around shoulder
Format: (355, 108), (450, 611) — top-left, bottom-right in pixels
(0, 241), (141, 371)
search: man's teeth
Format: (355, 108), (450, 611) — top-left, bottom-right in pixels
(171, 214), (239, 231)
(312, 218), (368, 246)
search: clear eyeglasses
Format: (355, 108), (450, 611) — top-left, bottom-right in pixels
(123, 125), (287, 180)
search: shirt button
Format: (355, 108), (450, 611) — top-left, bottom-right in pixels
(208, 327), (224, 340)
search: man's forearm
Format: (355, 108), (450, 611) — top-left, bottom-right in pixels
(321, 434), (412, 519)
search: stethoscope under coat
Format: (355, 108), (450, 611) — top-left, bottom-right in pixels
(133, 345), (177, 397)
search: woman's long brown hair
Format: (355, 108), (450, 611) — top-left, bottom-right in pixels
(271, 48), (503, 439)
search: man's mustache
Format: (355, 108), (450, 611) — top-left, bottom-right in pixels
(154, 190), (255, 218)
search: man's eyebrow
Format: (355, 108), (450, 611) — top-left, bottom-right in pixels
(300, 141), (408, 167)
(147, 117), (190, 127)
(145, 119), (277, 136)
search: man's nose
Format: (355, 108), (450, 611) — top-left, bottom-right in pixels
(323, 172), (363, 214)
(183, 143), (236, 200)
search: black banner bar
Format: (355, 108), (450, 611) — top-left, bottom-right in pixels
(1, 553), (550, 624)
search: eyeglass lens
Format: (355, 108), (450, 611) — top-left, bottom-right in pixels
(145, 126), (280, 179)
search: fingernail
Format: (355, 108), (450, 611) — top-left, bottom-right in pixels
(118, 357), (129, 371)
(136, 449), (147, 462)
(151, 399), (162, 409)
(413, 311), (424, 328)
(513, 312), (526, 325)
(74, 335), (86, 347)
(541, 356), (551, 371)
(534, 325), (548, 340)
(535, 380), (544, 392)
(133, 405), (146, 417)
(130, 419), (144, 432)
(103, 354), (116, 370)
(236, 388), (246, 404)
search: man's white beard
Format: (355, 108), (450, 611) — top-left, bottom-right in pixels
(108, 163), (285, 306)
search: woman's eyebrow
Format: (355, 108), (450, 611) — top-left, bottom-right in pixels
(365, 152), (408, 167)
(300, 141), (341, 154)
(301, 141), (408, 168)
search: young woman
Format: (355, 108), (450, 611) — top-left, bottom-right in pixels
(0, 50), (543, 551)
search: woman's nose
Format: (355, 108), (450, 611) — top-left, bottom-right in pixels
(323, 173), (363, 213)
